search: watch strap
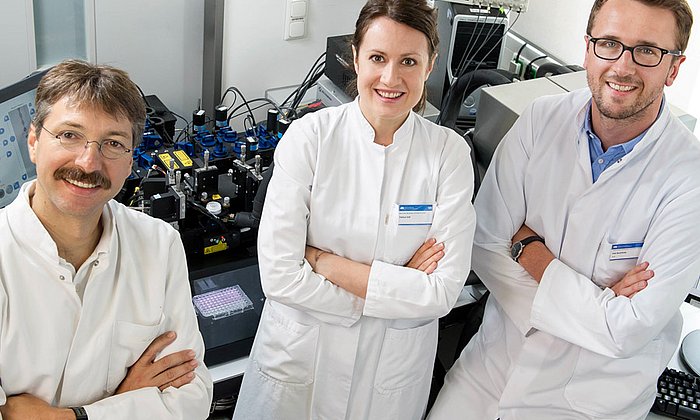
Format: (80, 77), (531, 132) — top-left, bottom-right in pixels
(519, 235), (545, 248)
(513, 235), (545, 262)
(70, 406), (88, 420)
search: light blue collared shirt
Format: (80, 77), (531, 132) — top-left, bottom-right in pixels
(584, 99), (663, 182)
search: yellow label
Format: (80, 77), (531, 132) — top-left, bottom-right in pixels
(204, 241), (229, 255)
(173, 150), (193, 167)
(212, 194), (222, 200)
(158, 153), (180, 169)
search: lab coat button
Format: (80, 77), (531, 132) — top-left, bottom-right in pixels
(59, 275), (65, 281)
(94, 260), (99, 267)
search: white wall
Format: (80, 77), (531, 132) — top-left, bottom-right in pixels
(0, 0), (203, 122)
(1, 0), (34, 88)
(221, 0), (366, 128)
(94, 0), (204, 121)
(510, 0), (700, 128)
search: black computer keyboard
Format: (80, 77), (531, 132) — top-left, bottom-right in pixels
(652, 368), (700, 419)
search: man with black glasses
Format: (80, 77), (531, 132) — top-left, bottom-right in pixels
(429, 0), (700, 419)
(0, 60), (212, 419)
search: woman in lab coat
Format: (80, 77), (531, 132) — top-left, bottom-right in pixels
(232, 0), (476, 419)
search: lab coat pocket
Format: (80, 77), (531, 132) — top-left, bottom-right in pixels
(564, 339), (663, 417)
(591, 239), (640, 288)
(383, 203), (434, 265)
(105, 313), (166, 393)
(252, 302), (320, 386)
(374, 319), (438, 393)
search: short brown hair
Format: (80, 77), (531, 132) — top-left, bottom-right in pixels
(33, 59), (146, 148)
(352, 0), (438, 112)
(587, 0), (693, 52)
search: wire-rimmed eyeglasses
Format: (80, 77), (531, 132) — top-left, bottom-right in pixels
(587, 36), (683, 68)
(40, 126), (132, 160)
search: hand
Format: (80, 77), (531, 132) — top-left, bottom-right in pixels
(115, 331), (198, 394)
(611, 261), (654, 298)
(305, 245), (327, 270)
(405, 238), (445, 274)
(0, 394), (74, 420)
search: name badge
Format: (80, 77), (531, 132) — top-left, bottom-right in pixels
(398, 204), (433, 226)
(610, 242), (643, 261)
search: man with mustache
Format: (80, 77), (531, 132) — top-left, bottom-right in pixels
(0, 60), (212, 419)
(429, 0), (700, 419)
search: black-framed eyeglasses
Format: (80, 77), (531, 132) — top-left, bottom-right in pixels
(40, 125), (132, 160)
(587, 36), (683, 68)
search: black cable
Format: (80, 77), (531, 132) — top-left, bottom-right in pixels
(437, 11), (521, 125)
(288, 63), (325, 116)
(515, 42), (528, 63)
(219, 86), (256, 126)
(171, 111), (189, 125)
(219, 88), (239, 109)
(243, 115), (254, 133)
(291, 62), (325, 111)
(524, 55), (548, 80)
(281, 52), (326, 108)
(454, 10), (489, 79)
(175, 121), (192, 143)
(227, 98), (283, 124)
(457, 11), (508, 79)
(441, 10), (509, 122)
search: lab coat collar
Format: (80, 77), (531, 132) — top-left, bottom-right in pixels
(8, 180), (114, 264)
(351, 97), (416, 148)
(574, 89), (672, 157)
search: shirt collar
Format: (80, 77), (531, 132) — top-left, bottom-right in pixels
(9, 180), (114, 262)
(584, 96), (665, 154)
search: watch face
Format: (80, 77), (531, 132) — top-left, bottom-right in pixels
(510, 242), (523, 260)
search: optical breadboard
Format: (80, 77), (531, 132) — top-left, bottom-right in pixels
(446, 0), (529, 12)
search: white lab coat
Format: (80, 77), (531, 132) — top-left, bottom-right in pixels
(429, 88), (700, 420)
(0, 181), (213, 420)
(233, 98), (476, 420)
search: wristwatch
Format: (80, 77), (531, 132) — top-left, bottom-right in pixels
(70, 406), (88, 420)
(510, 235), (545, 262)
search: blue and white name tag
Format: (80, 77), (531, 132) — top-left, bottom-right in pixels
(398, 204), (434, 226)
(610, 242), (643, 261)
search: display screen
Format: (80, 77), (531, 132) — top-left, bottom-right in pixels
(0, 69), (48, 208)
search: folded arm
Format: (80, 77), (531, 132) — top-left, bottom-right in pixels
(361, 147), (476, 320)
(530, 189), (700, 358)
(305, 238), (445, 299)
(82, 235), (213, 419)
(257, 121), (372, 326)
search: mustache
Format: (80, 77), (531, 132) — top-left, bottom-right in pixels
(606, 74), (640, 85)
(53, 166), (111, 189)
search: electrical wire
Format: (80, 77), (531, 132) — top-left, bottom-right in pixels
(226, 98), (283, 125)
(515, 42), (528, 64)
(456, 10), (509, 80)
(437, 10), (521, 125)
(218, 86), (257, 126)
(453, 10), (489, 79)
(440, 9), (508, 119)
(290, 61), (325, 112)
(281, 52), (326, 108)
(524, 55), (549, 79)
(219, 88), (239, 109)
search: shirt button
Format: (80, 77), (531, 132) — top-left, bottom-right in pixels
(598, 158), (605, 164)
(94, 260), (99, 267)
(59, 275), (65, 281)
